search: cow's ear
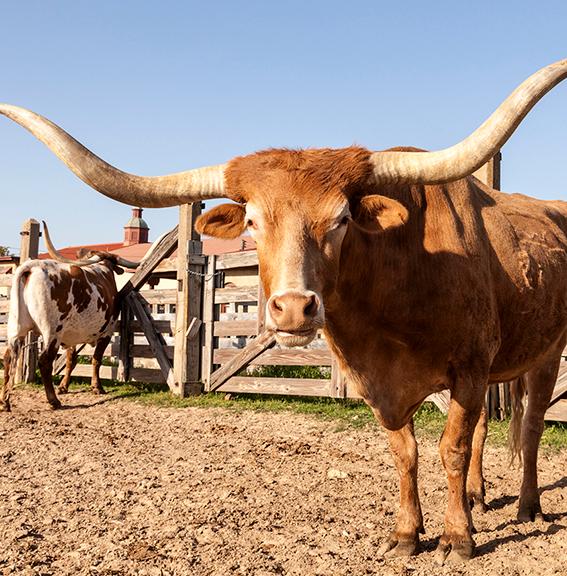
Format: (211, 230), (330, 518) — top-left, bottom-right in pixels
(195, 204), (246, 239)
(353, 195), (409, 232)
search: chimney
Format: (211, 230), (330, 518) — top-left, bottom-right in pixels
(123, 208), (149, 246)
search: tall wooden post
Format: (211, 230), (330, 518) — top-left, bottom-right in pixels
(473, 152), (501, 190)
(173, 203), (203, 396)
(18, 219), (40, 384)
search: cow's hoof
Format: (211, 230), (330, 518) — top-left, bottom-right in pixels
(92, 388), (106, 395)
(517, 504), (546, 523)
(435, 537), (474, 565)
(378, 535), (419, 558)
(0, 402), (11, 413)
(49, 400), (62, 410)
(58, 387), (69, 395)
(468, 490), (487, 513)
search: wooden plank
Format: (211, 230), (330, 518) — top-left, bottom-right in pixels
(209, 330), (276, 392)
(130, 344), (174, 360)
(426, 391), (451, 414)
(214, 286), (258, 304)
(0, 326), (6, 338)
(137, 290), (177, 305)
(119, 225), (179, 296)
(202, 255), (217, 391)
(130, 319), (173, 333)
(214, 376), (331, 397)
(173, 203), (203, 396)
(549, 369), (567, 405)
(20, 219), (40, 384)
(0, 300), (9, 313)
(330, 356), (347, 398)
(214, 320), (257, 337)
(0, 276), (12, 288)
(118, 302), (132, 382)
(545, 399), (567, 422)
(126, 292), (176, 391)
(215, 251), (258, 270)
(214, 347), (333, 366)
(130, 367), (166, 384)
(257, 282), (266, 334)
(68, 364), (120, 380)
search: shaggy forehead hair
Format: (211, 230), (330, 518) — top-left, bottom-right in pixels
(225, 146), (374, 203)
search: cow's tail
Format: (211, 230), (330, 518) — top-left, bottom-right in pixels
(508, 375), (527, 464)
(7, 264), (33, 349)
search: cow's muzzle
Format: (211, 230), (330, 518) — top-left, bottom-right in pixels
(265, 290), (324, 347)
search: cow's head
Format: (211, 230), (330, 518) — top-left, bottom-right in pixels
(2, 60), (565, 343)
(195, 148), (408, 346)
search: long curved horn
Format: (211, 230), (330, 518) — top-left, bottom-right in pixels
(115, 256), (140, 269)
(370, 58), (567, 184)
(0, 105), (227, 207)
(42, 221), (100, 266)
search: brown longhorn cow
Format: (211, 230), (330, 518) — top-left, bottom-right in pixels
(1, 59), (567, 563)
(1, 223), (138, 410)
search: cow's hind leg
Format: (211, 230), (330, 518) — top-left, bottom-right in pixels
(58, 347), (78, 394)
(517, 353), (560, 522)
(436, 373), (487, 564)
(38, 340), (61, 409)
(91, 336), (110, 394)
(467, 405), (488, 512)
(377, 418), (424, 558)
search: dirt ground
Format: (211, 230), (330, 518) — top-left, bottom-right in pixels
(0, 389), (566, 576)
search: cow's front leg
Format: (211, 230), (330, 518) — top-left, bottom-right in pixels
(1, 348), (14, 411)
(377, 418), (424, 558)
(38, 340), (62, 409)
(91, 336), (110, 394)
(436, 380), (486, 564)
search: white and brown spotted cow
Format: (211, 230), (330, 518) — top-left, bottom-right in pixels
(1, 222), (138, 410)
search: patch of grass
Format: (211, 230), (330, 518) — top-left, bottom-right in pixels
(6, 377), (567, 450)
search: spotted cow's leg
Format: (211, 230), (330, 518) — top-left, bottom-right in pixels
(517, 352), (561, 522)
(91, 336), (110, 394)
(58, 347), (78, 394)
(436, 372), (487, 565)
(377, 418), (424, 558)
(38, 339), (62, 409)
(466, 405), (488, 512)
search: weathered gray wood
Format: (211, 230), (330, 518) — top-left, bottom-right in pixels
(118, 302), (132, 382)
(119, 226), (179, 297)
(215, 251), (258, 270)
(549, 371), (567, 405)
(0, 276), (13, 288)
(68, 364), (120, 380)
(545, 399), (567, 422)
(215, 376), (331, 397)
(330, 356), (347, 398)
(209, 330), (276, 392)
(202, 255), (216, 391)
(130, 344), (174, 360)
(173, 203), (203, 396)
(257, 282), (266, 334)
(130, 319), (173, 333)
(214, 347), (333, 366)
(426, 391), (451, 414)
(126, 292), (176, 391)
(0, 300), (9, 312)
(130, 367), (166, 384)
(214, 285), (258, 304)
(214, 320), (257, 337)
(138, 289), (177, 305)
(19, 219), (40, 384)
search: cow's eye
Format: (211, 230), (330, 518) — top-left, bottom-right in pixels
(246, 218), (256, 230)
(340, 215), (349, 226)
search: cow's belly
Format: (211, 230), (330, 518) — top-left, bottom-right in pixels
(59, 306), (116, 347)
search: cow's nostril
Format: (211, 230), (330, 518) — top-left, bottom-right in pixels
(303, 295), (318, 317)
(272, 298), (283, 313)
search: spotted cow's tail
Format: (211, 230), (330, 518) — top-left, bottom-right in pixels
(6, 264), (36, 348)
(508, 375), (527, 464)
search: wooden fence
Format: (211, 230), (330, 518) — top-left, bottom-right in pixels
(1, 212), (566, 422)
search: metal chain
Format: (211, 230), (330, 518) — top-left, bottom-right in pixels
(187, 267), (224, 282)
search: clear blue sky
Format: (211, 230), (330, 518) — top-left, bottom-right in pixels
(1, 0), (566, 253)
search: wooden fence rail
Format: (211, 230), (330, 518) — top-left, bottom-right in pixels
(1, 212), (566, 422)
